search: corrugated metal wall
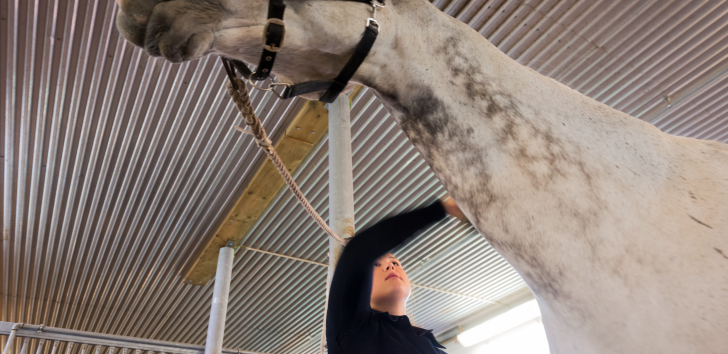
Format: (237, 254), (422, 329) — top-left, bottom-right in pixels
(3, 0), (727, 353)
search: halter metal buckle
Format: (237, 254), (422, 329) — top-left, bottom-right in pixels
(368, 1), (384, 31)
(248, 71), (291, 99)
(263, 18), (286, 52)
(366, 18), (380, 31)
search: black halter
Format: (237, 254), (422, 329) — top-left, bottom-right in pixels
(221, 0), (383, 103)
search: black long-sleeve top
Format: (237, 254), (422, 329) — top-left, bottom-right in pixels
(326, 203), (448, 354)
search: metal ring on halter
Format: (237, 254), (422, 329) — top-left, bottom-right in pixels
(269, 82), (291, 99)
(248, 71), (291, 99)
(247, 71), (273, 91)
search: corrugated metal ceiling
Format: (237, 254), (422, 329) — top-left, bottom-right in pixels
(3, 0), (727, 353)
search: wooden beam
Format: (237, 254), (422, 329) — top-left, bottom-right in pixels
(183, 87), (364, 285)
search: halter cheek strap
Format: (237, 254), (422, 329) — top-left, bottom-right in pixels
(222, 0), (383, 104)
(283, 23), (378, 103)
(250, 0), (286, 81)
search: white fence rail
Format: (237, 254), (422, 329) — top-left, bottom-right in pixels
(0, 322), (269, 354)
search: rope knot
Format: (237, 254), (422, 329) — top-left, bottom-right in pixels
(256, 137), (273, 148)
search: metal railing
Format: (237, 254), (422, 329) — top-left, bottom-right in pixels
(0, 322), (270, 354)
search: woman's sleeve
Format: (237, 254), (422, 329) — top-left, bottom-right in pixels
(325, 203), (447, 344)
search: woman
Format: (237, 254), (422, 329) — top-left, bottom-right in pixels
(326, 198), (467, 354)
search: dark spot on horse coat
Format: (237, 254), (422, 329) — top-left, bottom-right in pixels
(688, 215), (713, 229)
(716, 248), (728, 260)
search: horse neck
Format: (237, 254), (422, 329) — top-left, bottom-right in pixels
(357, 0), (672, 294)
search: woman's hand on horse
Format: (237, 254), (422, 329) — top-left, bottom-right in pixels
(440, 197), (469, 223)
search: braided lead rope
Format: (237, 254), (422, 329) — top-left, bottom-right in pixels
(227, 77), (347, 246)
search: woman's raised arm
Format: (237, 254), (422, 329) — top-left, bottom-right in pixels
(325, 202), (448, 345)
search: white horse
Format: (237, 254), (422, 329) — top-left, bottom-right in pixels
(116, 0), (728, 352)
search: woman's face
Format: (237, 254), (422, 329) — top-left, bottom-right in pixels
(370, 253), (411, 310)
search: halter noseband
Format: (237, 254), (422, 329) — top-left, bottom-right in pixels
(221, 0), (383, 104)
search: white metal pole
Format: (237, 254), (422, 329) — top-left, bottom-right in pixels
(2, 323), (22, 354)
(327, 94), (356, 283)
(204, 242), (235, 354)
(64, 342), (74, 354)
(33, 339), (45, 354)
(321, 94), (356, 352)
(49, 340), (59, 354)
(18, 338), (30, 354)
